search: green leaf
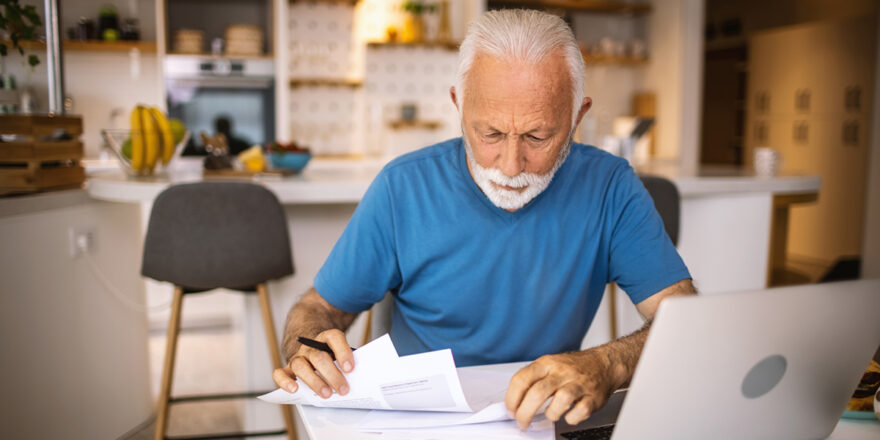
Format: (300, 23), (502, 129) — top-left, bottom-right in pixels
(0, 44), (6, 57)
(27, 54), (38, 67)
(23, 5), (41, 26)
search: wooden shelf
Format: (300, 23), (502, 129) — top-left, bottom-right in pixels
(367, 41), (460, 51)
(1, 39), (157, 53)
(290, 0), (357, 4)
(165, 52), (273, 60)
(583, 53), (648, 66)
(387, 120), (443, 130)
(488, 0), (651, 14)
(66, 40), (157, 52)
(289, 78), (363, 88)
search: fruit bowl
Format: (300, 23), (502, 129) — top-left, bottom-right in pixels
(102, 129), (191, 177)
(268, 151), (312, 173)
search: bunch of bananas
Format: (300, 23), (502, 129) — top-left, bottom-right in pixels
(125, 105), (186, 174)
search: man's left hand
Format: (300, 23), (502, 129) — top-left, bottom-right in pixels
(505, 350), (615, 429)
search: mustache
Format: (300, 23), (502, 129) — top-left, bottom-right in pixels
(461, 128), (575, 187)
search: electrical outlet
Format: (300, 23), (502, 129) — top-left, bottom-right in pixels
(68, 227), (94, 258)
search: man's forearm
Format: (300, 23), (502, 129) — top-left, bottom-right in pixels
(590, 323), (650, 391)
(281, 288), (357, 362)
(592, 278), (698, 390)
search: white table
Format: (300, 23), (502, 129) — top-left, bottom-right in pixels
(296, 362), (880, 440)
(84, 157), (822, 433)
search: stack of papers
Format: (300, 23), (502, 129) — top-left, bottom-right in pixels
(258, 334), (521, 430)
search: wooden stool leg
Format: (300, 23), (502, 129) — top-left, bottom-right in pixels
(155, 286), (184, 440)
(362, 307), (374, 347)
(257, 283), (298, 440)
(608, 283), (619, 341)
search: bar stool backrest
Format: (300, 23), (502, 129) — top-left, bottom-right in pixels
(639, 175), (680, 246)
(142, 182), (294, 291)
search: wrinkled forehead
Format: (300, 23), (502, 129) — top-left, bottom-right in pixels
(461, 51), (573, 118)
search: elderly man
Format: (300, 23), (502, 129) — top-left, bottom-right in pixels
(273, 9), (695, 429)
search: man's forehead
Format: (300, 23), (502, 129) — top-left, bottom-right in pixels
(462, 52), (572, 125)
(465, 52), (570, 98)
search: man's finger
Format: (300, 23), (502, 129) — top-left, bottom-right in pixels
(324, 330), (355, 373)
(309, 349), (350, 395)
(514, 376), (558, 429)
(505, 362), (547, 414)
(290, 356), (333, 398)
(544, 383), (582, 422)
(272, 367), (298, 393)
(563, 393), (604, 426)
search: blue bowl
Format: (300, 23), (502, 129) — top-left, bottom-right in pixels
(268, 152), (312, 173)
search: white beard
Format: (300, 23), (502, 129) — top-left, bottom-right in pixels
(463, 132), (572, 211)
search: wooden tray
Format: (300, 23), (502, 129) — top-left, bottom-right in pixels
(0, 114), (85, 196)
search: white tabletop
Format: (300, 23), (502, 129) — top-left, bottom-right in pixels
(296, 361), (880, 440)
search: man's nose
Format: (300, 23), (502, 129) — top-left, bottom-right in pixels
(497, 139), (525, 177)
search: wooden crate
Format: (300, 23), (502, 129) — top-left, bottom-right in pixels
(0, 114), (85, 196)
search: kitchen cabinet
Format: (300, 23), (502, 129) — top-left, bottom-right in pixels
(746, 15), (875, 273)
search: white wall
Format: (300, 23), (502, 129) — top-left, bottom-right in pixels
(642, 0), (704, 166)
(863, 10), (880, 279)
(0, 194), (152, 439)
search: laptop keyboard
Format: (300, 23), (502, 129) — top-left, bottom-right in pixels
(560, 424), (615, 440)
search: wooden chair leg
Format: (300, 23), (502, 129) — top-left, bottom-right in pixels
(257, 283), (298, 440)
(362, 307), (374, 347)
(608, 283), (619, 341)
(155, 286), (185, 440)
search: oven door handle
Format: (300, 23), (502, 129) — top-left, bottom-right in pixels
(167, 77), (274, 89)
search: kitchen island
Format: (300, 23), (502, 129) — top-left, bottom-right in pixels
(83, 156), (820, 433)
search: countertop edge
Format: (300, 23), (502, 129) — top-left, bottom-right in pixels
(0, 189), (92, 218)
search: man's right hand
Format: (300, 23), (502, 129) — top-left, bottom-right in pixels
(272, 329), (355, 398)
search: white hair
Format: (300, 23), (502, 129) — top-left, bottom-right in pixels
(455, 9), (586, 128)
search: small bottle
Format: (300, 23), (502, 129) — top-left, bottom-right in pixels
(20, 88), (34, 114)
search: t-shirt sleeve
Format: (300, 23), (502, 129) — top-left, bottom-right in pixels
(606, 163), (691, 304)
(314, 172), (401, 313)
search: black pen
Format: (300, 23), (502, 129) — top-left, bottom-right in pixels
(296, 336), (356, 361)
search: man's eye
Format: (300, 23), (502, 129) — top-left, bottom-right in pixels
(485, 132), (502, 139)
(527, 135), (545, 142)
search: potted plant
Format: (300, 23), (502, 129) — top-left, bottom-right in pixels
(0, 0), (41, 67)
(401, 1), (436, 43)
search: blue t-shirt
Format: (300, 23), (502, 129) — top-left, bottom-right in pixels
(315, 138), (691, 366)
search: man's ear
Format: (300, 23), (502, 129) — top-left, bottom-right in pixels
(450, 86), (459, 111)
(575, 97), (593, 127)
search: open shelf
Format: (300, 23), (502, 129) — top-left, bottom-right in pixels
(583, 54), (648, 66)
(387, 120), (443, 130)
(166, 51), (274, 60)
(289, 78), (363, 88)
(488, 0), (651, 14)
(1, 39), (157, 53)
(367, 41), (460, 51)
(290, 0), (357, 4)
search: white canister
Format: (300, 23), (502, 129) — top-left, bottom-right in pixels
(754, 147), (783, 177)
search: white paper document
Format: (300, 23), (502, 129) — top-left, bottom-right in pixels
(258, 334), (518, 429)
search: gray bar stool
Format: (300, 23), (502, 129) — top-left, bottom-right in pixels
(142, 182), (297, 440)
(607, 174), (681, 339)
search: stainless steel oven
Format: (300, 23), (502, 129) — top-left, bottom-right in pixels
(164, 56), (275, 155)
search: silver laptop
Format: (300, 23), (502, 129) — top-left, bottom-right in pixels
(556, 279), (880, 440)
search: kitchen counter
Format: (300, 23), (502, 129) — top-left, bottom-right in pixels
(636, 160), (821, 196)
(0, 189), (92, 218)
(85, 157), (387, 204)
(84, 157), (820, 203)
